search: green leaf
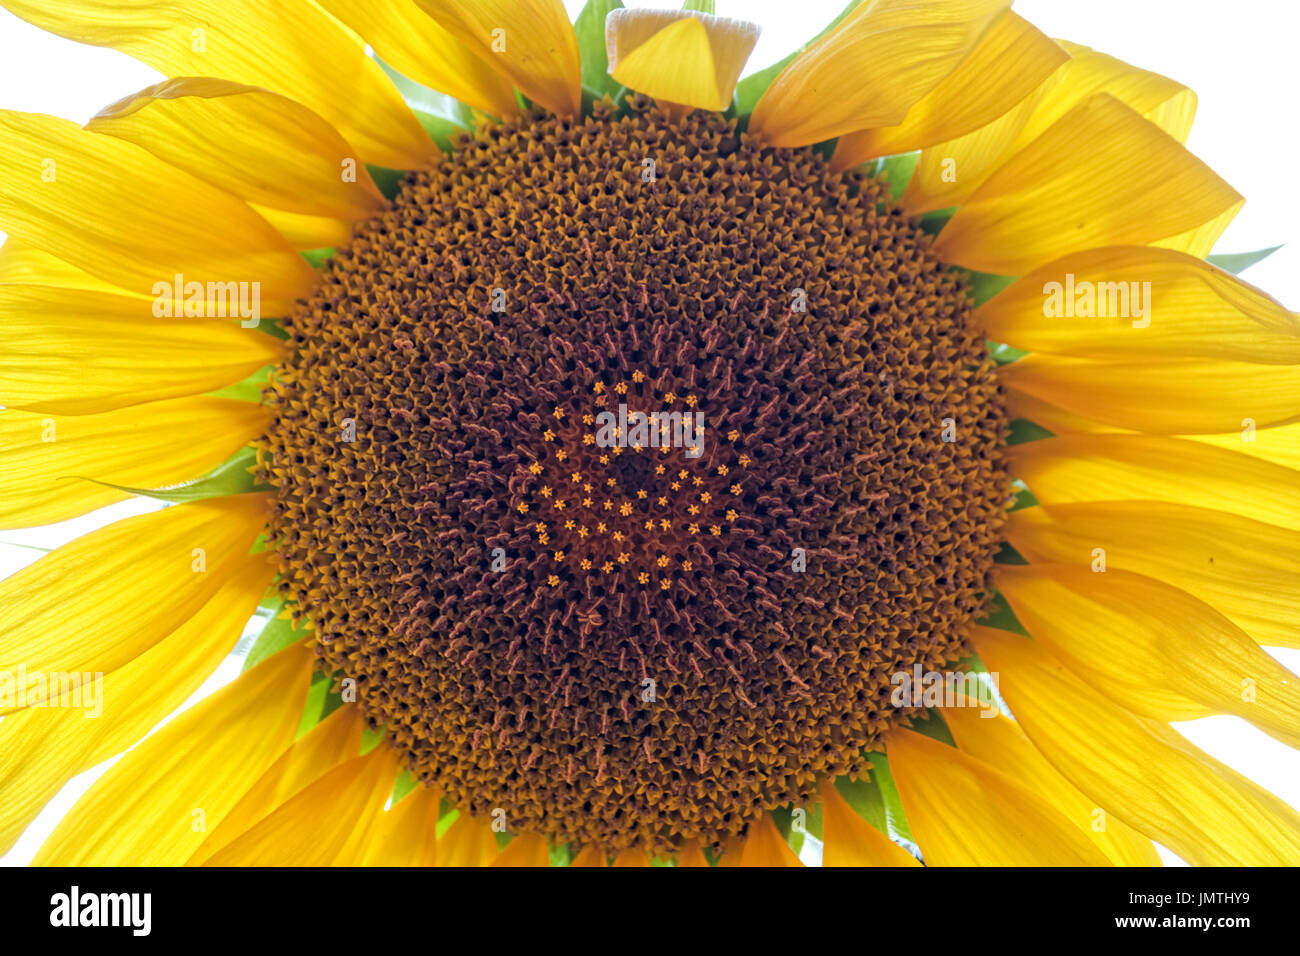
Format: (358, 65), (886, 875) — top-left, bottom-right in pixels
(734, 0), (858, 115)
(682, 0), (714, 12)
(208, 363), (274, 403)
(73, 445), (268, 504)
(1207, 244), (1282, 275)
(878, 151), (919, 200)
(241, 610), (307, 673)
(575, 0), (624, 98)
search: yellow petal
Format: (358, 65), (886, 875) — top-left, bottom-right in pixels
(676, 841), (709, 867)
(1155, 201), (1243, 259)
(318, 0), (518, 116)
(998, 564), (1300, 748)
(978, 245), (1300, 364)
(1006, 388), (1129, 437)
(887, 726), (1111, 865)
(832, 12), (1067, 168)
(818, 780), (919, 867)
(1008, 502), (1300, 650)
(905, 44), (1196, 213)
(973, 626), (1300, 865)
(1001, 354), (1300, 435)
(33, 643), (312, 865)
(0, 398), (265, 529)
(0, 284), (281, 415)
(1188, 421), (1300, 471)
(611, 848), (651, 867)
(570, 845), (607, 866)
(941, 706), (1161, 866)
(934, 94), (1241, 274)
(749, 0), (1010, 148)
(359, 786), (441, 866)
(0, 556), (270, 856)
(0, 239), (142, 294)
(188, 704), (366, 864)
(3, 0), (432, 169)
(245, 205), (355, 250)
(0, 495), (269, 689)
(202, 746), (401, 866)
(0, 111), (315, 313)
(415, 0), (581, 116)
(436, 815), (501, 866)
(719, 815), (803, 866)
(492, 831), (551, 867)
(606, 9), (759, 113)
(89, 78), (384, 223)
(1009, 434), (1300, 531)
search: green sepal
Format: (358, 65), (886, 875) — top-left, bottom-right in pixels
(361, 724), (387, 754)
(957, 268), (1016, 306)
(977, 589), (1030, 636)
(1206, 244), (1283, 275)
(855, 751), (920, 857)
(301, 247), (336, 269)
(917, 206), (956, 237)
(549, 842), (573, 866)
(73, 445), (268, 504)
(241, 609), (307, 674)
(208, 363), (274, 403)
(296, 670), (333, 737)
(907, 709), (957, 747)
(253, 318), (289, 340)
(575, 0), (624, 98)
(390, 768), (419, 805)
(1009, 479), (1038, 512)
(366, 164), (407, 201)
(878, 151), (919, 200)
(987, 340), (1028, 365)
(993, 540), (1029, 565)
(375, 55), (476, 141)
(833, 773), (889, 833)
(682, 0), (714, 12)
(1006, 417), (1054, 445)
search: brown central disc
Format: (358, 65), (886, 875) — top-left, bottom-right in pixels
(259, 97), (1009, 855)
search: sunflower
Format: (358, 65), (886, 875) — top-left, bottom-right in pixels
(1, 0), (1297, 869)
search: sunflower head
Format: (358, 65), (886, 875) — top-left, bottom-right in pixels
(2, 0), (1298, 870)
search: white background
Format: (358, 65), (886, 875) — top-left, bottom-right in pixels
(0, 1), (1296, 865)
